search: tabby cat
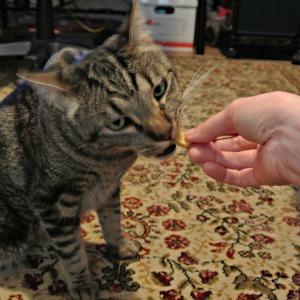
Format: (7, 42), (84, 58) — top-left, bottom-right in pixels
(0, 1), (181, 299)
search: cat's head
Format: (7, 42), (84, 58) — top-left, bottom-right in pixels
(22, 0), (182, 159)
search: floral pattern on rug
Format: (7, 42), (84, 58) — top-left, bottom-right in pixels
(0, 56), (300, 300)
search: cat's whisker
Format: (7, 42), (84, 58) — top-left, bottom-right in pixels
(182, 69), (203, 98)
(183, 63), (221, 100)
(183, 65), (213, 98)
(180, 63), (221, 111)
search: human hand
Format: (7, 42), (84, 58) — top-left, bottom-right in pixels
(185, 92), (300, 187)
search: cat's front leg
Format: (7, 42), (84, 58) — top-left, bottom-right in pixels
(97, 186), (140, 259)
(37, 193), (98, 300)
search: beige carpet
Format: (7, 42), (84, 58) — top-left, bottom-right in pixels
(0, 56), (300, 300)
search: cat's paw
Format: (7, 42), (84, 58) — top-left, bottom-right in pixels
(68, 282), (98, 300)
(109, 239), (141, 260)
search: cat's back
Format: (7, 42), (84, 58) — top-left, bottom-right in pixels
(0, 83), (34, 139)
(0, 84), (38, 187)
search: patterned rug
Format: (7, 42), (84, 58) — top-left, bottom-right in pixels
(0, 56), (300, 300)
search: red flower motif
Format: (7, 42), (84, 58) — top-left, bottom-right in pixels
(165, 182), (177, 188)
(209, 242), (227, 253)
(199, 270), (218, 283)
(229, 200), (254, 214)
(258, 251), (272, 260)
(292, 273), (300, 286)
(147, 205), (170, 216)
(224, 217), (239, 224)
(190, 176), (200, 182)
(163, 219), (186, 231)
(275, 283), (286, 289)
(197, 195), (222, 207)
(152, 271), (173, 286)
(215, 225), (229, 236)
(191, 289), (212, 300)
(165, 235), (190, 249)
(237, 293), (261, 300)
(295, 202), (300, 211)
(226, 248), (235, 259)
(239, 251), (255, 258)
(261, 270), (272, 277)
(140, 246), (151, 257)
(80, 229), (87, 238)
(283, 217), (300, 227)
(196, 215), (210, 223)
(167, 173), (177, 180)
(8, 296), (24, 300)
(287, 290), (300, 299)
(132, 164), (145, 171)
(160, 289), (183, 300)
(122, 197), (143, 209)
(259, 196), (274, 205)
(81, 213), (95, 224)
(249, 242), (263, 250)
(252, 234), (274, 244)
(276, 272), (288, 279)
(178, 252), (198, 265)
(228, 186), (240, 193)
(181, 181), (192, 188)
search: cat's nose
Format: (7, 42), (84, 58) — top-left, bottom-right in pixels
(144, 112), (173, 141)
(149, 129), (172, 141)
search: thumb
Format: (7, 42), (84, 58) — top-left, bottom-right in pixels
(185, 110), (236, 143)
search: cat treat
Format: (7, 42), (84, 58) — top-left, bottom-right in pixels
(175, 130), (190, 148)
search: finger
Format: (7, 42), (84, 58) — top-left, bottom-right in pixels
(213, 135), (257, 152)
(189, 144), (257, 170)
(202, 162), (259, 187)
(185, 110), (237, 143)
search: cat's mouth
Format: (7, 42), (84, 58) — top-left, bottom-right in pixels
(152, 141), (177, 159)
(139, 141), (176, 159)
(156, 144), (177, 158)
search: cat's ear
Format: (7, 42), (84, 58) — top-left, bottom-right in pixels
(17, 72), (79, 119)
(121, 0), (152, 47)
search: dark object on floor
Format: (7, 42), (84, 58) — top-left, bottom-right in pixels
(292, 50), (300, 65)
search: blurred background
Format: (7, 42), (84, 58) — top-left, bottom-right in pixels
(0, 0), (300, 85)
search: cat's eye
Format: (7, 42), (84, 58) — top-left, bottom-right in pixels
(107, 117), (128, 131)
(153, 79), (167, 101)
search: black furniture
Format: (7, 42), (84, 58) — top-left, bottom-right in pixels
(36, 0), (55, 40)
(194, 0), (206, 54)
(0, 0), (69, 69)
(222, 0), (300, 61)
(0, 0), (130, 70)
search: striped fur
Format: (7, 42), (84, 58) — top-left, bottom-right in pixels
(0, 2), (181, 299)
